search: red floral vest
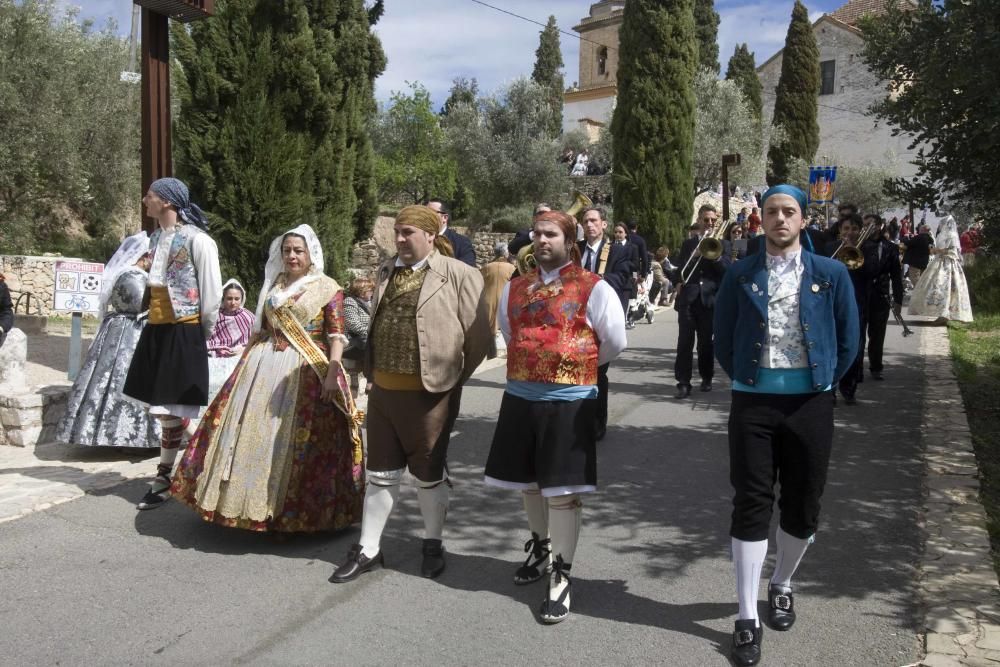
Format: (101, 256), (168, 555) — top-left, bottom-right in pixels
(506, 263), (601, 386)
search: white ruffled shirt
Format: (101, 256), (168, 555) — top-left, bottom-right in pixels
(762, 251), (808, 369)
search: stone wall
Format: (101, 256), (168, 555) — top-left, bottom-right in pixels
(0, 255), (82, 317)
(347, 219), (515, 276)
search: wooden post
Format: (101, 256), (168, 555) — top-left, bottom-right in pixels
(140, 8), (172, 234)
(721, 154), (742, 222)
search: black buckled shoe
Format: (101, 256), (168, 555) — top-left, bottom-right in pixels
(137, 464), (173, 510)
(514, 532), (551, 585)
(421, 539), (446, 579)
(700, 380), (713, 392)
(539, 556), (572, 624)
(767, 585), (796, 631)
(675, 384), (692, 399)
(731, 619), (763, 666)
(329, 544), (383, 583)
(871, 370), (884, 381)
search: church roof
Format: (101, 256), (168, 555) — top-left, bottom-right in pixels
(829, 0), (917, 27)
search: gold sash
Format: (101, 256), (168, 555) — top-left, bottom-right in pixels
(267, 303), (364, 468)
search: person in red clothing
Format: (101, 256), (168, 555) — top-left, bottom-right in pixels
(747, 207), (762, 236)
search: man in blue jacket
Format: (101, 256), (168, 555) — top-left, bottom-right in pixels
(713, 185), (859, 667)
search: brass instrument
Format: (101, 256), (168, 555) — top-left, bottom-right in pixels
(832, 222), (878, 270)
(515, 244), (537, 275)
(679, 217), (733, 284)
(517, 190), (593, 274)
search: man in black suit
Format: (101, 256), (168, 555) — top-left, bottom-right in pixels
(0, 278), (12, 348)
(627, 219), (650, 279)
(902, 223), (933, 287)
(427, 198), (476, 267)
(671, 204), (731, 398)
(861, 214), (904, 380)
(579, 206), (633, 440)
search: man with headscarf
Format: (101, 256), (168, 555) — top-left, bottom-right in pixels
(713, 184), (858, 666)
(123, 177), (222, 510)
(330, 205), (491, 583)
(484, 209), (626, 624)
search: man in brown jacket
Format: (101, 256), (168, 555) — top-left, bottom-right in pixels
(331, 205), (491, 583)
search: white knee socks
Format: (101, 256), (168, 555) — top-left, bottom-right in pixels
(771, 528), (812, 592)
(548, 495), (582, 565)
(417, 482), (449, 541)
(359, 482), (399, 558)
(732, 537), (768, 625)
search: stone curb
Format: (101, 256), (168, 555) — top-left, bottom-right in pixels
(918, 326), (1000, 667)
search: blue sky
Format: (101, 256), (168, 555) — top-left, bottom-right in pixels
(68, 0), (845, 108)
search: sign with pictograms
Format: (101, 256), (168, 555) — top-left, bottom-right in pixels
(53, 261), (105, 313)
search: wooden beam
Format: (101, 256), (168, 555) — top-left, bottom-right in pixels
(140, 8), (171, 233)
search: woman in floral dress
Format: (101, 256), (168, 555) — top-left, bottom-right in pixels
(172, 224), (364, 532)
(908, 214), (973, 323)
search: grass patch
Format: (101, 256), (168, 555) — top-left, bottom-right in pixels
(949, 312), (1000, 575)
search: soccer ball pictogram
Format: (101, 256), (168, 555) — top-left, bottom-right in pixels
(81, 275), (100, 292)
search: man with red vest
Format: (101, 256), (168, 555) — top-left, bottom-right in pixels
(483, 210), (627, 624)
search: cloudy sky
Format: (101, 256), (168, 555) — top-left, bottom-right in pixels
(70, 0), (845, 108)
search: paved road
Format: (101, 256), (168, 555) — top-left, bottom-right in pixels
(0, 307), (925, 666)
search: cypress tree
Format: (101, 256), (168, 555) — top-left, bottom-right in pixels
(725, 43), (762, 121)
(531, 15), (564, 138)
(767, 0), (820, 185)
(173, 0), (386, 298)
(693, 0), (720, 74)
(611, 0), (697, 247)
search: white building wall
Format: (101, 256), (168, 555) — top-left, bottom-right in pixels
(562, 96), (615, 138)
(758, 19), (920, 180)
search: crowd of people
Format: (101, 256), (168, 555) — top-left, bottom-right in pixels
(47, 174), (983, 666)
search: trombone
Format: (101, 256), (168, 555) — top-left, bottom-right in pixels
(516, 190), (592, 275)
(679, 217), (732, 284)
(832, 222), (878, 270)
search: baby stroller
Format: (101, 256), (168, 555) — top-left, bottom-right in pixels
(627, 274), (656, 327)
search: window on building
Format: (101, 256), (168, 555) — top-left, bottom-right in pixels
(597, 47), (608, 76)
(820, 60), (836, 96)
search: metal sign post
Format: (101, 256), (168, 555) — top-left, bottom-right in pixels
(53, 260), (104, 380)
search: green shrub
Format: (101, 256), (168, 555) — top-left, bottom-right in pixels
(965, 256), (1000, 318)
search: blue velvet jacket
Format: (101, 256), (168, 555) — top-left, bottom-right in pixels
(713, 249), (860, 391)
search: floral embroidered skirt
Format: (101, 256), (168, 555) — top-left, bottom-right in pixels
(908, 255), (973, 323)
(172, 342), (364, 532)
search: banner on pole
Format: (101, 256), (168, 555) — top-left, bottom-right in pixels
(808, 165), (837, 204)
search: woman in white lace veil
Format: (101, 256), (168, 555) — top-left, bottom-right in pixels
(254, 224), (325, 331)
(98, 231), (150, 321)
(908, 212), (973, 323)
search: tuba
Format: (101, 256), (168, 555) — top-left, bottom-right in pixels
(517, 191), (593, 274)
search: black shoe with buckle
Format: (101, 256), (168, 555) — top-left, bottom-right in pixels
(137, 464), (173, 510)
(329, 544), (383, 583)
(539, 556), (572, 624)
(514, 532), (551, 585)
(675, 384), (692, 399)
(700, 380), (713, 392)
(871, 370), (884, 381)
(767, 585), (796, 631)
(731, 619), (763, 666)
(421, 539), (446, 579)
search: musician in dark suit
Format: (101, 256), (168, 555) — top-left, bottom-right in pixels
(671, 205), (732, 399)
(861, 214), (904, 381)
(579, 206), (634, 440)
(427, 198), (476, 267)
